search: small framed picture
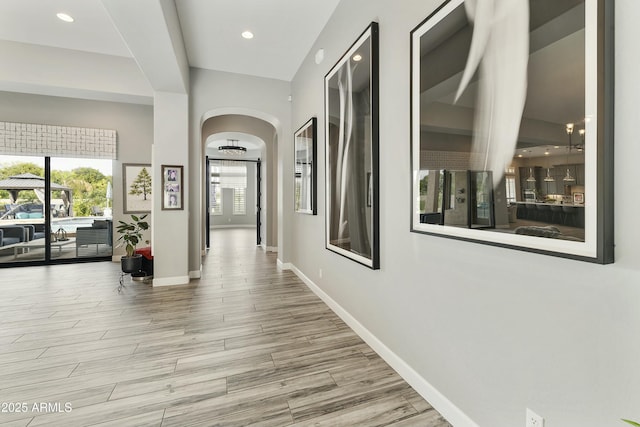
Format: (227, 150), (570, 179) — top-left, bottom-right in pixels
(162, 165), (183, 210)
(573, 192), (585, 205)
(123, 163), (152, 213)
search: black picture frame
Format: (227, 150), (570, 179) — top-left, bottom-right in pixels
(410, 0), (613, 263)
(325, 22), (380, 269)
(294, 117), (317, 215)
(162, 165), (184, 210)
(123, 163), (152, 214)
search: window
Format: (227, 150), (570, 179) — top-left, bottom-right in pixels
(210, 171), (222, 215)
(505, 176), (516, 204)
(233, 187), (246, 215)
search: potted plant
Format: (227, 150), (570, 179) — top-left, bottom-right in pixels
(116, 214), (149, 273)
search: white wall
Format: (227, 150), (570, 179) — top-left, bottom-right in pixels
(289, 1), (640, 426)
(0, 41), (153, 105)
(153, 91), (189, 285)
(0, 90), (154, 255)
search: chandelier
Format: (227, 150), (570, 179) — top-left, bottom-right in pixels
(218, 139), (246, 156)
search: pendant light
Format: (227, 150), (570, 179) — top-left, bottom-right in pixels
(544, 168), (555, 182)
(526, 167), (536, 182)
(563, 123), (576, 182)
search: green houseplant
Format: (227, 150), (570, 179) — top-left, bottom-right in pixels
(622, 420), (640, 426)
(116, 214), (149, 273)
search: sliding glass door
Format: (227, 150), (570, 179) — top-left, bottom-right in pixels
(0, 155), (46, 263)
(0, 155), (112, 266)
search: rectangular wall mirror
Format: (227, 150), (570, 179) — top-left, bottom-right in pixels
(294, 117), (317, 215)
(410, 0), (613, 263)
(325, 22), (380, 269)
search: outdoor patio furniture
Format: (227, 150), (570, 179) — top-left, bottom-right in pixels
(0, 225), (27, 246)
(75, 220), (113, 256)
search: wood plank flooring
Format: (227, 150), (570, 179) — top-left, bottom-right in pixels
(0, 228), (451, 426)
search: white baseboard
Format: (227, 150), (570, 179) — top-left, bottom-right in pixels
(152, 276), (190, 286)
(189, 268), (201, 279)
(260, 244), (277, 253)
(289, 264), (479, 427)
(276, 259), (292, 271)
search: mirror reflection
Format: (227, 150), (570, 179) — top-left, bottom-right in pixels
(294, 118), (316, 214)
(413, 0), (587, 243)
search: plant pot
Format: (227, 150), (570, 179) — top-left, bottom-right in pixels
(121, 254), (142, 273)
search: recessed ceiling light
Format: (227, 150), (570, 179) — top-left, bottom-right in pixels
(56, 12), (74, 23)
(517, 154), (524, 158)
(241, 31), (254, 39)
(554, 146), (560, 149)
(352, 54), (362, 62)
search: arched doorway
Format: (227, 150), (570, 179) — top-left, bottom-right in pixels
(205, 132), (265, 248)
(200, 113), (279, 256)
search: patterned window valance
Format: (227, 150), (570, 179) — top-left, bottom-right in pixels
(0, 121), (116, 160)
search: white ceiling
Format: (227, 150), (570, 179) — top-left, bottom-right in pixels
(175, 0), (340, 81)
(0, 0), (133, 58)
(0, 0), (340, 88)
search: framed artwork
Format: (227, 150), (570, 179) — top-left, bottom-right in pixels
(162, 165), (183, 210)
(410, 0), (613, 263)
(123, 163), (152, 213)
(294, 117), (317, 215)
(325, 22), (379, 269)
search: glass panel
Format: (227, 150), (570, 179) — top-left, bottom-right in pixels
(469, 171), (494, 229)
(210, 165), (222, 215)
(51, 157), (113, 259)
(418, 169), (444, 225)
(294, 118), (316, 214)
(233, 188), (246, 215)
(0, 155), (45, 263)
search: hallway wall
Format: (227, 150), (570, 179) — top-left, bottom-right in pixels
(289, 1), (640, 426)
(188, 68), (292, 272)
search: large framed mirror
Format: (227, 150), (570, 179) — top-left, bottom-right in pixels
(410, 0), (613, 263)
(294, 117), (317, 215)
(325, 22), (380, 269)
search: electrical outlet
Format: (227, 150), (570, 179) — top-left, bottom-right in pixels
(319, 268), (323, 278)
(526, 408), (544, 427)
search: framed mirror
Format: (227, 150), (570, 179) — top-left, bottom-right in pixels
(294, 117), (317, 215)
(325, 22), (380, 269)
(410, 0), (613, 263)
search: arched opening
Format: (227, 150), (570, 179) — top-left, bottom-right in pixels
(200, 113), (279, 257)
(205, 132), (265, 248)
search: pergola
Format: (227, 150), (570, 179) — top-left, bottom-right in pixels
(0, 173), (72, 212)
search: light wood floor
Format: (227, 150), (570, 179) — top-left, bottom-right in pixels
(0, 228), (450, 427)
